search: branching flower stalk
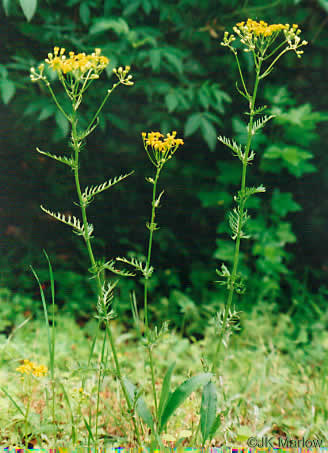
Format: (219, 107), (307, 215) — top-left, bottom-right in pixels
(142, 131), (183, 424)
(212, 20), (307, 371)
(30, 48), (142, 446)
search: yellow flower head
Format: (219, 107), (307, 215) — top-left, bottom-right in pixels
(222, 19), (307, 59)
(16, 359), (48, 377)
(236, 19), (287, 37)
(142, 131), (184, 167)
(45, 47), (109, 76)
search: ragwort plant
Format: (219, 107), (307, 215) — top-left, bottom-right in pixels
(117, 132), (212, 447)
(29, 48), (213, 448)
(30, 48), (144, 446)
(197, 19), (307, 447)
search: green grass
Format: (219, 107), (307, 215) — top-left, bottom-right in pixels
(1, 296), (328, 448)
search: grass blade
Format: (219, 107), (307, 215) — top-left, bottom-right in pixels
(1, 386), (25, 416)
(83, 415), (95, 442)
(59, 382), (77, 445)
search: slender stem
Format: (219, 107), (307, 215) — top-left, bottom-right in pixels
(234, 52), (250, 99)
(105, 322), (142, 445)
(46, 83), (70, 121)
(70, 108), (142, 446)
(148, 347), (158, 419)
(212, 63), (261, 373)
(143, 166), (162, 422)
(144, 167), (161, 330)
(85, 82), (119, 133)
(51, 292), (55, 425)
(24, 390), (31, 449)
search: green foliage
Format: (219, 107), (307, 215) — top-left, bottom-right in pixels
(2, 287), (328, 447)
(1, 0), (328, 336)
(200, 380), (218, 443)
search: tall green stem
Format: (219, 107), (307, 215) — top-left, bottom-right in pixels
(143, 166), (161, 421)
(144, 167), (161, 330)
(212, 64), (261, 373)
(70, 110), (142, 446)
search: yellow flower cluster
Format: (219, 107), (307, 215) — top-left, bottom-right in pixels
(16, 359), (48, 377)
(236, 19), (287, 37)
(142, 131), (184, 152)
(222, 19), (307, 59)
(142, 131), (184, 167)
(45, 47), (109, 75)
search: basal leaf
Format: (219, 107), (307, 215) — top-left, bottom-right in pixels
(200, 380), (217, 443)
(158, 362), (175, 422)
(123, 377), (154, 430)
(159, 372), (212, 433)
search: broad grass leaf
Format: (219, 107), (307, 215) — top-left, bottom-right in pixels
(123, 377), (154, 430)
(19, 0), (37, 21)
(159, 372), (212, 433)
(200, 380), (217, 442)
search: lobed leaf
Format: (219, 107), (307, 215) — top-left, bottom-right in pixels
(40, 206), (93, 238)
(250, 115), (275, 135)
(82, 171), (134, 203)
(37, 148), (74, 167)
